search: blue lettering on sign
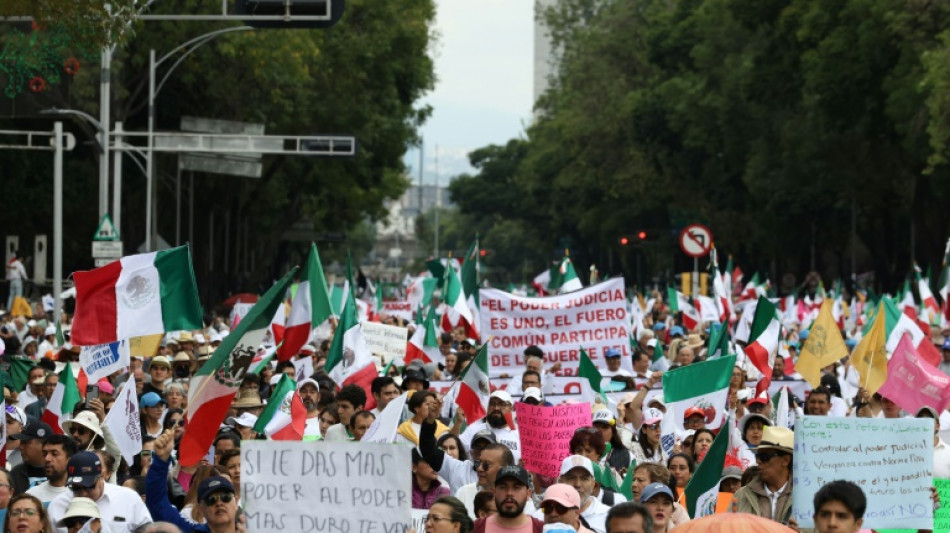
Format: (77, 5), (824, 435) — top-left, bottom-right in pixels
(86, 342), (120, 372)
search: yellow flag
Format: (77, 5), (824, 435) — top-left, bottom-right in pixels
(797, 301), (849, 387)
(129, 334), (163, 358)
(851, 302), (888, 394)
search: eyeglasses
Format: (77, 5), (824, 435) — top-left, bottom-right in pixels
(541, 502), (575, 515)
(476, 461), (493, 471)
(9, 508), (38, 517)
(171, 419), (186, 427)
(0, 483), (10, 489)
(68, 480), (99, 493)
(756, 451), (781, 463)
(203, 492), (235, 505)
(425, 515), (453, 524)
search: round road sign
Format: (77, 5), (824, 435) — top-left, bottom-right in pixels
(679, 224), (713, 258)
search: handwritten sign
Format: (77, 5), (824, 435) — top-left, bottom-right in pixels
(877, 477), (950, 533)
(362, 322), (408, 363)
(479, 279), (632, 377)
(792, 416), (935, 530)
(515, 402), (592, 477)
(382, 301), (414, 322)
(242, 441), (411, 533)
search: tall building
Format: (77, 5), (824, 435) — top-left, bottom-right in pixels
(372, 184), (451, 276)
(534, 0), (559, 107)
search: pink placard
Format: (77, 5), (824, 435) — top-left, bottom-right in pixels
(515, 402), (592, 478)
(878, 333), (950, 415)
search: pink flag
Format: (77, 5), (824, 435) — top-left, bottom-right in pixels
(877, 333), (950, 415)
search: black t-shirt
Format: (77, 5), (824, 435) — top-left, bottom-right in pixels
(141, 382), (165, 399)
(11, 461), (47, 494)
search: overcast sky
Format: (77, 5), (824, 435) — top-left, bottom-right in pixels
(407, 0), (536, 187)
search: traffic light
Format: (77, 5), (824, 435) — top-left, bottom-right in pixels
(637, 230), (647, 240)
(620, 236), (630, 246)
(235, 0), (345, 29)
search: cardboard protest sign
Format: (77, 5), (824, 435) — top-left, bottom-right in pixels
(479, 279), (631, 377)
(242, 441), (411, 533)
(79, 340), (131, 382)
(515, 402), (592, 477)
(362, 321), (408, 362)
(876, 477), (950, 533)
(792, 416), (934, 530)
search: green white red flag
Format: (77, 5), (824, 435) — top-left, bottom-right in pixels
(667, 287), (700, 330)
(179, 268), (297, 466)
(456, 344), (490, 423)
(743, 297), (781, 395)
(326, 282), (378, 404)
(278, 244), (333, 361)
(684, 414), (730, 518)
(663, 355), (735, 433)
(42, 363), (81, 434)
(406, 306), (442, 365)
(253, 374), (305, 440)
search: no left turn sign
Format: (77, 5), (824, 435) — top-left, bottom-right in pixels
(679, 224), (713, 258)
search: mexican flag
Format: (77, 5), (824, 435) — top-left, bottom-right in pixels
(706, 323), (731, 360)
(326, 285), (378, 404)
(532, 269), (552, 296)
(684, 414), (730, 518)
(406, 306), (442, 365)
(253, 374), (305, 440)
(278, 243), (334, 362)
(441, 263), (476, 338)
(71, 246), (203, 346)
(269, 303), (286, 347)
(663, 355), (735, 433)
(667, 288), (700, 331)
(42, 363), (81, 434)
(743, 297), (781, 394)
(456, 344), (490, 424)
(179, 268), (297, 467)
(578, 348), (607, 404)
(558, 256), (583, 294)
(882, 297), (942, 367)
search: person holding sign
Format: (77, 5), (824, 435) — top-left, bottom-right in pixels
(728, 426), (794, 525)
(146, 429), (240, 533)
(917, 406), (950, 479)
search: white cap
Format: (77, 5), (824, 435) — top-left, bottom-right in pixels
(194, 333), (207, 345)
(297, 378), (320, 392)
(559, 455), (594, 477)
(490, 390), (513, 404)
(27, 320), (36, 327)
(44, 325), (56, 336)
(522, 387), (543, 402)
(646, 339), (658, 348)
(226, 412), (258, 428)
(643, 408), (664, 425)
(269, 374), (282, 386)
(592, 409), (614, 425)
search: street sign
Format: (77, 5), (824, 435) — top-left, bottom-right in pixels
(679, 224), (713, 258)
(92, 241), (123, 259)
(93, 214), (119, 241)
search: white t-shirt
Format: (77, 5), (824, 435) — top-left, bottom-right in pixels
(26, 481), (68, 503)
(304, 416), (321, 438)
(436, 453), (478, 494)
(7, 260), (27, 281)
(324, 423), (352, 442)
(934, 438), (950, 479)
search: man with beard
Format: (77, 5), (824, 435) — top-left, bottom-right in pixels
(298, 378), (323, 439)
(474, 465), (542, 533)
(456, 443), (536, 519)
(460, 391), (521, 462)
(27, 434), (77, 503)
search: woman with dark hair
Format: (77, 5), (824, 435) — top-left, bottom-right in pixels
(820, 373), (848, 416)
(667, 453), (696, 504)
(569, 427), (606, 463)
(592, 410), (633, 476)
(690, 429), (715, 462)
(425, 496), (473, 533)
(629, 408), (667, 464)
(411, 449), (450, 509)
(318, 404), (339, 439)
(398, 391), (448, 445)
(3, 493), (52, 533)
(472, 491), (496, 519)
(162, 408), (186, 441)
(437, 433), (468, 462)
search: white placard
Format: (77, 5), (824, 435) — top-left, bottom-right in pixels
(242, 440), (411, 533)
(361, 321), (408, 362)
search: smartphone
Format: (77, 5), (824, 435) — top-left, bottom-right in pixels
(86, 385), (99, 400)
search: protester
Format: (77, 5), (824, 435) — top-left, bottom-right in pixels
(438, 433), (468, 461)
(555, 456), (610, 533)
(475, 466), (542, 533)
(591, 410), (633, 477)
(538, 484), (592, 533)
(55, 497), (101, 533)
(473, 491), (497, 519)
(811, 480), (865, 533)
(665, 453), (694, 504)
(399, 391), (448, 445)
(637, 483), (675, 533)
(27, 434), (77, 503)
(412, 449), (450, 509)
(605, 502), (652, 533)
(628, 409), (666, 465)
(349, 410), (376, 441)
(10, 420), (53, 494)
(689, 429), (714, 462)
(370, 376), (401, 416)
(729, 426), (794, 524)
(325, 385), (366, 441)
(460, 391), (521, 461)
(456, 442), (518, 519)
(3, 493), (52, 533)
(427, 496), (474, 533)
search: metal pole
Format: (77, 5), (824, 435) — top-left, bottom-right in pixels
(99, 47), (112, 219)
(189, 171), (194, 245)
(693, 257), (699, 297)
(53, 122), (63, 323)
(113, 121), (123, 238)
(145, 49), (155, 252)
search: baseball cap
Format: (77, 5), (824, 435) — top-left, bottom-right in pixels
(300, 344), (317, 355)
(720, 466), (742, 482)
(642, 408), (664, 425)
(541, 483), (581, 509)
(916, 406), (939, 419)
(471, 429), (497, 446)
(5, 404), (26, 426)
(55, 497), (100, 528)
(669, 326), (685, 337)
(522, 387), (543, 403)
(226, 412), (258, 428)
(66, 452), (102, 488)
(44, 325), (56, 337)
(198, 476), (235, 502)
(495, 465), (531, 487)
(140, 392), (166, 408)
(604, 348), (621, 359)
(559, 455), (594, 477)
(297, 378), (320, 392)
(646, 339), (658, 348)
(490, 390), (513, 404)
(684, 406), (705, 420)
(747, 392), (769, 406)
(639, 482), (674, 504)
(592, 409), (614, 426)
(11, 420), (53, 441)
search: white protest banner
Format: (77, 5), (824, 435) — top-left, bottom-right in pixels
(242, 440), (411, 533)
(79, 340), (131, 382)
(792, 416), (934, 530)
(382, 301), (414, 322)
(362, 321), (408, 362)
(103, 381), (141, 465)
(479, 278), (631, 377)
(409, 510), (427, 533)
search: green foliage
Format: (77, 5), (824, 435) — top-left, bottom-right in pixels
(439, 0), (950, 290)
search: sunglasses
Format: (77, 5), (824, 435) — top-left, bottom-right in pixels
(63, 517), (92, 528)
(644, 423), (661, 430)
(70, 426), (90, 436)
(203, 492), (235, 506)
(541, 502), (575, 515)
(756, 451), (781, 463)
